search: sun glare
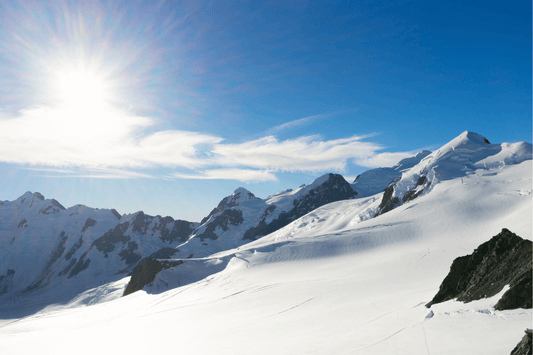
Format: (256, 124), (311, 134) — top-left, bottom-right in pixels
(54, 68), (109, 109)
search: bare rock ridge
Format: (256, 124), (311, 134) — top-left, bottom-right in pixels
(511, 329), (532, 355)
(243, 173), (357, 241)
(426, 228), (532, 310)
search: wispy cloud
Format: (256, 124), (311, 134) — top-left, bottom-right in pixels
(354, 151), (420, 168)
(268, 114), (326, 133)
(212, 134), (381, 172)
(0, 105), (417, 181)
(170, 169), (277, 182)
(24, 166), (156, 179)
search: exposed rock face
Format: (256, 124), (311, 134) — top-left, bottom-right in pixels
(201, 188), (257, 225)
(511, 329), (532, 355)
(123, 258), (183, 296)
(243, 174), (357, 241)
(196, 209), (244, 241)
(426, 229), (532, 310)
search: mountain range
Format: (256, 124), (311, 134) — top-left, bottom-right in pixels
(0, 131), (531, 355)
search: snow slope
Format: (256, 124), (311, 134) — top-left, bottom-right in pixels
(0, 132), (531, 354)
(351, 150), (431, 197)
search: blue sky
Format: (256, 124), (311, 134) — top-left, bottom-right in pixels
(0, 0), (531, 222)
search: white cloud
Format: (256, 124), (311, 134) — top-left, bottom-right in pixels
(25, 167), (155, 179)
(354, 151), (418, 168)
(171, 169), (277, 182)
(0, 106), (221, 169)
(0, 105), (418, 181)
(269, 114), (324, 133)
(212, 134), (382, 172)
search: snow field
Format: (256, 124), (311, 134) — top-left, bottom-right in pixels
(0, 159), (530, 354)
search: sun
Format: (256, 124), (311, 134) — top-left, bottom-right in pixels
(53, 67), (110, 109)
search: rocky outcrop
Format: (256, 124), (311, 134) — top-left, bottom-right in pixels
(196, 209), (244, 241)
(123, 258), (184, 296)
(201, 188), (257, 225)
(511, 329), (532, 355)
(426, 229), (532, 310)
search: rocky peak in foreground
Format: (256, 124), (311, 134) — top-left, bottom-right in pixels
(511, 329), (532, 355)
(426, 228), (532, 310)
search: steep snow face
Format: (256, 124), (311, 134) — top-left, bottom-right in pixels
(0, 147), (530, 355)
(375, 131), (532, 215)
(0, 194), (198, 310)
(351, 150), (431, 197)
(174, 173), (357, 259)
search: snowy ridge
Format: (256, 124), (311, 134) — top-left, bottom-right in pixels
(351, 150), (431, 197)
(375, 131), (532, 215)
(172, 173), (357, 259)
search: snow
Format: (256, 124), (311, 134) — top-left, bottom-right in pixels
(0, 132), (531, 354)
(351, 150), (431, 197)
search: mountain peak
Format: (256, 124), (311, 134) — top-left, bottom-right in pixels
(451, 131), (490, 147)
(233, 187), (253, 196)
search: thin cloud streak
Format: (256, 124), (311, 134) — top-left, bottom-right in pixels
(171, 169), (277, 182)
(354, 151), (421, 168)
(269, 114), (325, 133)
(212, 134), (383, 172)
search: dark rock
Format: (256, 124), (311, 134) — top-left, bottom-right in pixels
(148, 247), (179, 259)
(119, 241), (142, 265)
(403, 175), (430, 203)
(374, 186), (400, 217)
(92, 222), (130, 253)
(17, 218), (27, 228)
(58, 258), (76, 276)
(81, 218), (96, 232)
(131, 211), (150, 234)
(152, 218), (194, 244)
(110, 209), (121, 220)
(426, 229), (532, 310)
(511, 329), (532, 355)
(201, 189), (257, 225)
(65, 237), (83, 261)
(0, 269), (15, 295)
(243, 174), (356, 241)
(51, 199), (66, 210)
(196, 209), (244, 241)
(123, 258), (184, 296)
(68, 252), (91, 279)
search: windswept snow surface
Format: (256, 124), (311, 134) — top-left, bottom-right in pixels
(0, 137), (532, 354)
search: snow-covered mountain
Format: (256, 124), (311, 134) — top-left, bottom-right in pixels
(375, 131), (532, 216)
(0, 131), (531, 355)
(0, 195), (199, 310)
(0, 172), (357, 308)
(351, 150), (431, 197)
(173, 173), (357, 259)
